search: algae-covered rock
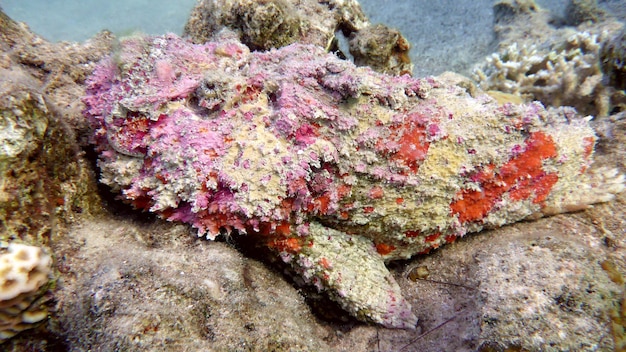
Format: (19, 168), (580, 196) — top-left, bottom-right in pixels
(0, 67), (99, 245)
(0, 9), (104, 346)
(183, 0), (412, 75)
(0, 7), (110, 246)
(565, 0), (605, 26)
(0, 8), (114, 144)
(493, 0), (541, 24)
(184, 0), (369, 51)
(475, 225), (620, 350)
(190, 0), (303, 51)
(53, 219), (332, 351)
(348, 23), (413, 75)
(601, 27), (626, 91)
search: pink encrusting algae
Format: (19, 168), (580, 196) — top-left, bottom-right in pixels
(83, 33), (624, 329)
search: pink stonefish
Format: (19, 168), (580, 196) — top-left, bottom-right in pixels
(83, 33), (623, 328)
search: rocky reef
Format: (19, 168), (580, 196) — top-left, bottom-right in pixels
(0, 0), (625, 351)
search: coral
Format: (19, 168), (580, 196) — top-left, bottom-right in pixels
(480, 0), (626, 118)
(0, 243), (52, 342)
(83, 34), (624, 328)
(474, 31), (626, 117)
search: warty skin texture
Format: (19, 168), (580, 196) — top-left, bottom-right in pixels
(83, 33), (622, 328)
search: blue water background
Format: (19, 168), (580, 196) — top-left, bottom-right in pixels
(0, 0), (198, 41)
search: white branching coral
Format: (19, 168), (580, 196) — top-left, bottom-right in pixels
(474, 31), (626, 117)
(0, 243), (52, 342)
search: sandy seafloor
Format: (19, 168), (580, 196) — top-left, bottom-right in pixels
(0, 0), (587, 77)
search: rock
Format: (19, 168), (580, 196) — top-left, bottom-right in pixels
(0, 64), (99, 245)
(601, 27), (626, 91)
(348, 23), (413, 75)
(183, 0), (369, 51)
(493, 0), (541, 24)
(183, 0), (412, 75)
(52, 218), (332, 351)
(0, 8), (104, 347)
(565, 0), (606, 26)
(0, 10), (114, 144)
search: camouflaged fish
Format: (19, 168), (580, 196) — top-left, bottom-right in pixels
(83, 33), (624, 328)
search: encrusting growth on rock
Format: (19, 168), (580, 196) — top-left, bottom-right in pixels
(183, 0), (412, 75)
(83, 33), (625, 328)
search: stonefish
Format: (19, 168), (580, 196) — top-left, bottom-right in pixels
(83, 33), (624, 328)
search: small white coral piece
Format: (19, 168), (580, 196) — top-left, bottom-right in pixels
(0, 243), (51, 301)
(0, 243), (52, 342)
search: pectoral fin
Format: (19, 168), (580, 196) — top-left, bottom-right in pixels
(287, 222), (417, 329)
